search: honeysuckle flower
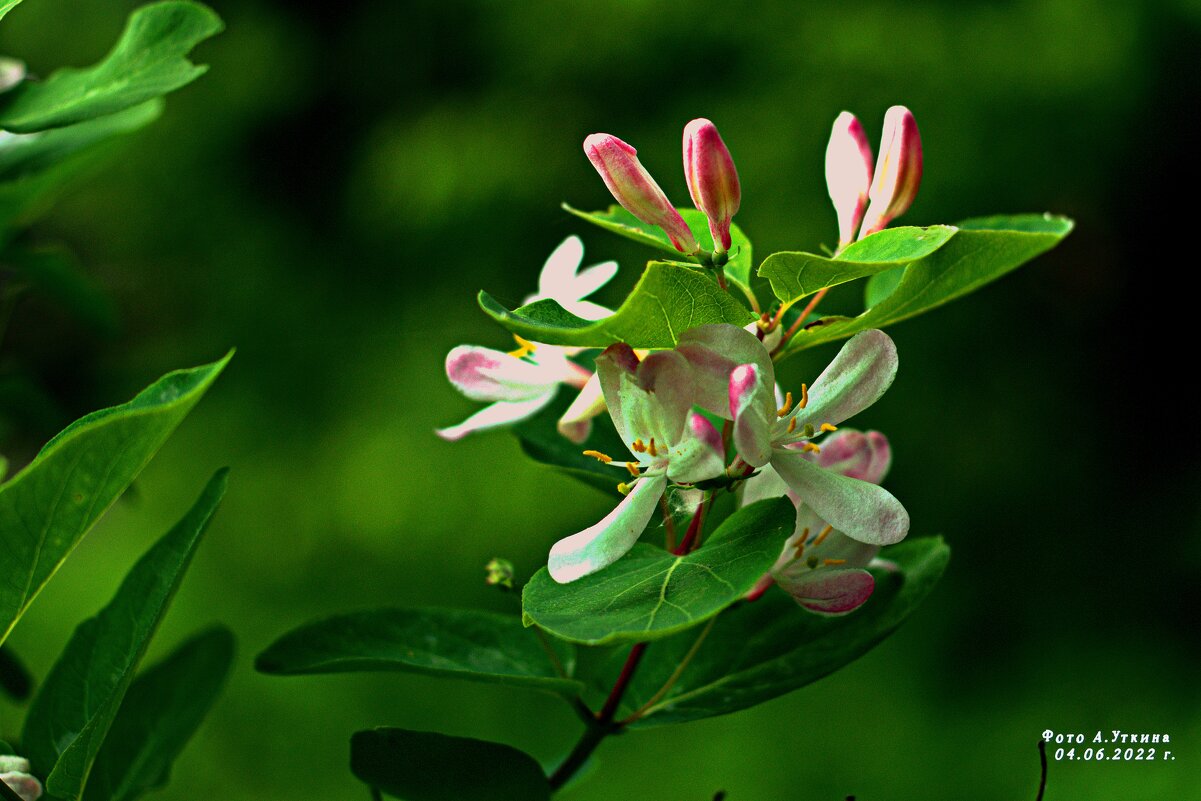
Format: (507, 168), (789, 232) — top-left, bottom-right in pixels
(743, 429), (893, 615)
(522, 235), (616, 321)
(583, 133), (701, 254)
(0, 756), (43, 801)
(859, 105), (923, 239)
(438, 238), (618, 443)
(547, 344), (725, 583)
(677, 323), (908, 548)
(825, 111), (874, 248)
(683, 118), (741, 253)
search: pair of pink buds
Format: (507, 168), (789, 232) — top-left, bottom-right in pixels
(826, 106), (923, 248)
(583, 119), (740, 256)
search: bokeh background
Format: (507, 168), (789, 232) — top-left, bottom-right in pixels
(3, 0), (1200, 798)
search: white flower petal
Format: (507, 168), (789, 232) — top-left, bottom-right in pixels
(436, 391), (556, 441)
(548, 473), (667, 582)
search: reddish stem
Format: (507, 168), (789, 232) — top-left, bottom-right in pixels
(774, 286), (830, 356)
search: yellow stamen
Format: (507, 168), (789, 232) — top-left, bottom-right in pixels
(583, 450), (612, 463)
(647, 437), (658, 457)
(820, 423), (838, 433)
(823, 558), (847, 566)
(787, 417), (797, 434)
(813, 525), (834, 547)
(794, 527), (810, 558)
(800, 442), (821, 454)
(617, 482), (631, 495)
(632, 439), (647, 453)
(777, 391), (794, 417)
(507, 334), (537, 359)
(625, 462), (641, 476)
(798, 383), (809, 410)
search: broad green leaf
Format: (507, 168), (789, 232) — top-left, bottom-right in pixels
(522, 498), (794, 646)
(758, 225), (957, 304)
(0, 353), (230, 646)
(0, 2), (223, 133)
(563, 203), (755, 289)
(2, 245), (118, 334)
(0, 645), (31, 701)
(511, 391), (627, 494)
(0, 101), (163, 235)
(480, 260), (754, 349)
(84, 627), (234, 801)
(255, 607), (582, 697)
(778, 215), (1074, 356)
(22, 470), (228, 800)
(611, 537), (949, 727)
(351, 728), (551, 801)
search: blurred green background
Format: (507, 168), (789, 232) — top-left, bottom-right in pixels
(3, 0), (1200, 798)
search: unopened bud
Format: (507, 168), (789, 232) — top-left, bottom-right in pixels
(859, 106), (922, 239)
(683, 118), (741, 252)
(484, 558), (515, 589)
(0, 57), (25, 94)
(824, 111), (874, 247)
(583, 133), (700, 254)
(0, 756), (43, 801)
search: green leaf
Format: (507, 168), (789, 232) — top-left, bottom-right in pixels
(83, 627), (234, 801)
(0, 1), (25, 23)
(256, 607), (582, 697)
(2, 245), (118, 334)
(0, 645), (31, 701)
(21, 470), (228, 800)
(511, 391), (627, 494)
(614, 537), (950, 727)
(758, 225), (957, 304)
(778, 215), (1074, 355)
(0, 353), (230, 647)
(480, 260), (754, 349)
(563, 203), (755, 290)
(521, 498), (794, 646)
(351, 728), (551, 801)
(0, 2), (223, 133)
(0, 101), (163, 235)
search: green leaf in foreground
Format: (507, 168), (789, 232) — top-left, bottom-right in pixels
(758, 225), (957, 304)
(613, 536), (949, 727)
(0, 1), (223, 133)
(778, 214), (1074, 356)
(84, 627), (235, 801)
(0, 352), (230, 647)
(480, 260), (754, 349)
(522, 498), (794, 646)
(351, 728), (551, 801)
(21, 469), (229, 800)
(256, 607), (581, 697)
(511, 391), (628, 494)
(0, 1), (25, 24)
(0, 101), (163, 234)
(563, 203), (756, 289)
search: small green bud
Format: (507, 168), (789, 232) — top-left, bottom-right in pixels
(484, 558), (515, 590)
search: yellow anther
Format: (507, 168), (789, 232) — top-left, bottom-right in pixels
(777, 391), (794, 417)
(800, 442), (821, 454)
(794, 527), (810, 558)
(625, 462), (641, 476)
(507, 334), (537, 359)
(582, 449), (613, 463)
(647, 437), (658, 457)
(820, 423), (838, 433)
(813, 525), (834, 547)
(787, 417), (797, 434)
(632, 438), (647, 453)
(823, 558), (847, 566)
(617, 482), (632, 495)
(798, 383), (809, 410)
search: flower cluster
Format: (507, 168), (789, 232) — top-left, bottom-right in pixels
(440, 107), (925, 614)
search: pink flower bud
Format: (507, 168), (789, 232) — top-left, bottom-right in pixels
(824, 111), (874, 247)
(859, 106), (922, 239)
(583, 133), (700, 254)
(682, 118), (741, 252)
